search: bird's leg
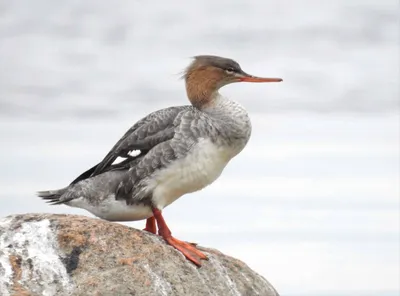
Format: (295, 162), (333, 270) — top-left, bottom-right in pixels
(152, 208), (208, 267)
(143, 217), (157, 234)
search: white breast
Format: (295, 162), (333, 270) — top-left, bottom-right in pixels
(151, 138), (239, 210)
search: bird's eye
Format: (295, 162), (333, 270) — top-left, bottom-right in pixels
(226, 67), (235, 74)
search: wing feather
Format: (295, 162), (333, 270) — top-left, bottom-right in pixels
(89, 106), (190, 177)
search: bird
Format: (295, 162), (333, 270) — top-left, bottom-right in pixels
(37, 55), (282, 266)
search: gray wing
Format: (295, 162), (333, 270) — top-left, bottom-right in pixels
(92, 105), (193, 176)
(115, 109), (217, 205)
(71, 105), (191, 185)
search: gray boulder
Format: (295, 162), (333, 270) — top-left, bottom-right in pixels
(0, 214), (279, 296)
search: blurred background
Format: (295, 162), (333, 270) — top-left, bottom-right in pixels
(0, 0), (399, 295)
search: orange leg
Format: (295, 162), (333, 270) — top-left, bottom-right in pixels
(143, 217), (157, 234)
(152, 208), (207, 267)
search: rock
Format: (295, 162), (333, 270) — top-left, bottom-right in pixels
(0, 214), (279, 296)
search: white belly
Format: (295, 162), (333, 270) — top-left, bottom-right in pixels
(151, 138), (239, 210)
(68, 195), (153, 221)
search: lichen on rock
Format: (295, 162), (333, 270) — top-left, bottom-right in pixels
(0, 214), (279, 296)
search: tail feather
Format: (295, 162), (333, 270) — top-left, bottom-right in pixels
(37, 187), (68, 205)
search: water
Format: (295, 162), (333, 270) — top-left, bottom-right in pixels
(0, 0), (399, 295)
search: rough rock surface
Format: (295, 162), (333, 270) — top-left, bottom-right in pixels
(0, 214), (279, 296)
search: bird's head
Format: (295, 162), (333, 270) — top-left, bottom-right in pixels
(182, 55), (282, 108)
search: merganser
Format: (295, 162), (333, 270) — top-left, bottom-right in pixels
(38, 55), (282, 266)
